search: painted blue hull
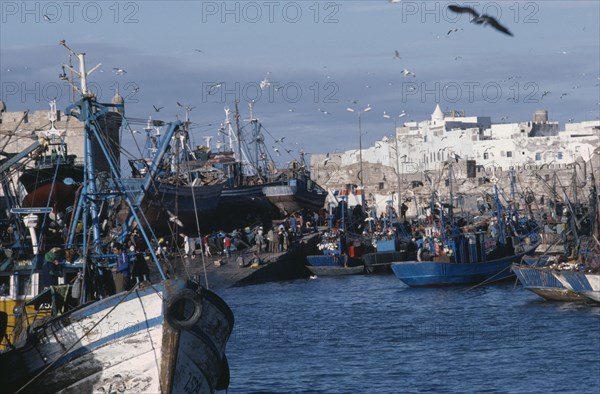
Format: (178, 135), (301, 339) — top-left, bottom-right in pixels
(390, 244), (537, 287)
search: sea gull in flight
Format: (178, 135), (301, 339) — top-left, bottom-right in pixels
(112, 68), (127, 75)
(153, 105), (163, 112)
(448, 5), (514, 36)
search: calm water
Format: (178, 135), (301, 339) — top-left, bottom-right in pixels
(218, 275), (600, 394)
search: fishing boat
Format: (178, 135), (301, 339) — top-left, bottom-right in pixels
(512, 168), (599, 301)
(362, 200), (416, 273)
(391, 166), (540, 287)
(554, 269), (600, 303)
(511, 263), (588, 301)
(0, 43), (233, 393)
(305, 196), (365, 276)
(262, 150), (327, 215)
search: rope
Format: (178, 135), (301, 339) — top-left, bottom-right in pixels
(15, 284), (141, 393)
(463, 264), (513, 292)
(136, 286), (164, 393)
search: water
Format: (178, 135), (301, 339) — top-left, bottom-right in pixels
(218, 275), (600, 394)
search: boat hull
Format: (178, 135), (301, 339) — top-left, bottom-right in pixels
(390, 245), (537, 287)
(555, 271), (600, 303)
(263, 180), (326, 214)
(120, 179), (223, 234)
(306, 265), (364, 276)
(0, 279), (234, 393)
(511, 265), (587, 301)
(362, 250), (416, 274)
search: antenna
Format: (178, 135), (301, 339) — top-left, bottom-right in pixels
(59, 40), (101, 96)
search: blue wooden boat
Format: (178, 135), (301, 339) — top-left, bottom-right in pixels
(511, 264), (587, 301)
(555, 270), (600, 302)
(391, 172), (540, 287)
(305, 197), (365, 276)
(362, 201), (416, 273)
(391, 240), (538, 287)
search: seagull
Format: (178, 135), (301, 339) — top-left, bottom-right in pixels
(260, 78), (271, 90)
(383, 112), (392, 119)
(288, 108), (295, 112)
(43, 14), (53, 21)
(447, 28), (462, 35)
(193, 49), (204, 53)
(208, 82), (223, 95)
(285, 148), (293, 154)
(166, 210), (184, 227)
(398, 111), (407, 118)
(454, 56), (463, 61)
(560, 93), (568, 99)
(401, 68), (416, 77)
(541, 90), (551, 99)
(394, 50), (401, 59)
(275, 137), (286, 143)
(112, 67), (127, 75)
(176, 101), (184, 107)
(273, 147), (280, 155)
(448, 5), (514, 36)
(153, 105), (163, 112)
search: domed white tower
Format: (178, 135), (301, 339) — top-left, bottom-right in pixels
(431, 104), (444, 122)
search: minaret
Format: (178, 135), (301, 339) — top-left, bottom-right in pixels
(431, 104), (444, 122)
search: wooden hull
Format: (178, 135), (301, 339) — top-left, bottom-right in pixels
(390, 243), (537, 287)
(120, 179), (223, 234)
(306, 265), (364, 276)
(0, 279), (233, 393)
(555, 271), (600, 303)
(511, 264), (587, 301)
(362, 250), (416, 274)
(263, 179), (326, 214)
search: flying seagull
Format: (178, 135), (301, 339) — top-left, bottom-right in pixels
(394, 50), (401, 59)
(401, 68), (416, 77)
(207, 82), (223, 95)
(447, 28), (462, 35)
(448, 5), (513, 36)
(153, 105), (163, 112)
(112, 67), (127, 75)
(166, 210), (184, 227)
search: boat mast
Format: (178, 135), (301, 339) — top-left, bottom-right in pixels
(234, 100), (242, 186)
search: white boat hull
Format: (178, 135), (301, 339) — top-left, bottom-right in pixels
(1, 279), (233, 393)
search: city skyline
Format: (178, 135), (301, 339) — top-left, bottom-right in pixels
(1, 1), (599, 164)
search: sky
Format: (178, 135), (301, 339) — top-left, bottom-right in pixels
(1, 0), (599, 167)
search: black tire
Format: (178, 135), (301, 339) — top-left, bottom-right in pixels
(166, 289), (203, 330)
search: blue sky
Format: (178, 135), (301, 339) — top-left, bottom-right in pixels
(1, 1), (599, 165)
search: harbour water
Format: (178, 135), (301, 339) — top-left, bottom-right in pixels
(220, 275), (600, 393)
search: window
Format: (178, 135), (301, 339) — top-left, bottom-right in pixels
(557, 152), (563, 160)
(483, 152), (489, 160)
(535, 152), (542, 161)
(378, 182), (384, 190)
(17, 274), (31, 297)
(507, 151), (512, 158)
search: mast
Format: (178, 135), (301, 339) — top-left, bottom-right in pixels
(234, 100), (242, 186)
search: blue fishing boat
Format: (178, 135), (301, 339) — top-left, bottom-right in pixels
(0, 43), (234, 393)
(391, 167), (540, 287)
(305, 196), (365, 276)
(362, 200), (416, 273)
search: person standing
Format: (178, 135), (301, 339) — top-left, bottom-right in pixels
(112, 242), (130, 293)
